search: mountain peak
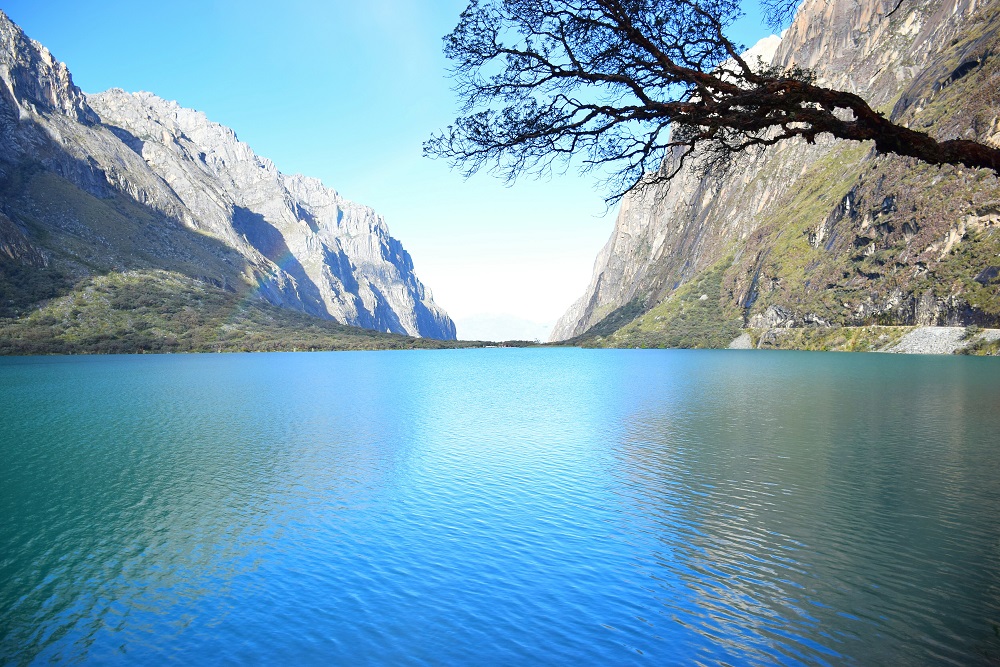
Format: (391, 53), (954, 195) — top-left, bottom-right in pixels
(0, 10), (97, 124)
(0, 11), (455, 340)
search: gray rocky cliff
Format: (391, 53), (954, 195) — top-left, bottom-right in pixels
(86, 90), (453, 338)
(0, 12), (96, 125)
(550, 36), (787, 341)
(0, 11), (454, 339)
(552, 0), (1000, 342)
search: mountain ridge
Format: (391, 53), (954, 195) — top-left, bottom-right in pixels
(552, 0), (1000, 347)
(0, 10), (456, 342)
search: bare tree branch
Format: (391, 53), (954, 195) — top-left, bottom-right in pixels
(425, 0), (1000, 203)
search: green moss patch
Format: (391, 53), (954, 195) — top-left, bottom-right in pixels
(579, 258), (743, 348)
(0, 270), (480, 355)
(750, 326), (912, 352)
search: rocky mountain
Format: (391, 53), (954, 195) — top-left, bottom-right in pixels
(0, 10), (455, 341)
(552, 0), (1000, 347)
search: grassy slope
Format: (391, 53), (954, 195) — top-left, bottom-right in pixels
(572, 258), (744, 348)
(573, 138), (1000, 354)
(0, 270), (481, 354)
(748, 325), (912, 352)
(3, 165), (245, 281)
(577, 15), (1000, 352)
(728, 143), (870, 321)
(0, 165), (489, 354)
(961, 337), (1000, 355)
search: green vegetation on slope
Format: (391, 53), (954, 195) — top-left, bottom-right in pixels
(582, 12), (1000, 349)
(915, 227), (1000, 317)
(749, 325), (912, 351)
(960, 338), (1000, 354)
(728, 142), (872, 322)
(0, 261), (74, 319)
(576, 297), (648, 339)
(1, 164), (245, 282)
(0, 164), (490, 354)
(576, 258), (743, 348)
(0, 270), (481, 354)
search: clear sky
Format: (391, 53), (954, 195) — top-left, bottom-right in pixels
(2, 0), (771, 340)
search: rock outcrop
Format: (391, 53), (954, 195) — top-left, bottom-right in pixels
(553, 0), (1000, 343)
(0, 10), (454, 339)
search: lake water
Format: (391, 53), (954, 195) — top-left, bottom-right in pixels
(2, 349), (999, 665)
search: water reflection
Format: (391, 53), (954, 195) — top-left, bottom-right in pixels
(2, 350), (999, 665)
(1, 353), (420, 663)
(611, 351), (1000, 665)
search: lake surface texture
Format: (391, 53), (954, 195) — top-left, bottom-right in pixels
(2, 349), (999, 665)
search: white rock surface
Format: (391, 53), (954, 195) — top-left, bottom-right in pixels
(728, 333), (754, 349)
(888, 327), (1000, 354)
(0, 11), (454, 339)
(85, 89), (454, 338)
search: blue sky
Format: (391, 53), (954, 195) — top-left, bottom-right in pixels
(3, 0), (772, 339)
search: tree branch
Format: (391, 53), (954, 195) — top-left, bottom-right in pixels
(427, 0), (1000, 203)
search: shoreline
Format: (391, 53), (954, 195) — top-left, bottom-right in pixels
(729, 326), (1000, 355)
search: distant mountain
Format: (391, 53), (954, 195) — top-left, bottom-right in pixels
(0, 10), (456, 344)
(553, 0), (1000, 349)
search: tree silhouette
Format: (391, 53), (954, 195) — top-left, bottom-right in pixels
(425, 0), (1000, 201)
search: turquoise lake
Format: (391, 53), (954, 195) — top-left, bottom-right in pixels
(1, 349), (999, 665)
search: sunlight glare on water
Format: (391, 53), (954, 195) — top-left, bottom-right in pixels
(2, 349), (999, 665)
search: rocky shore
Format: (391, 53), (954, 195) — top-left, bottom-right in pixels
(887, 327), (1000, 355)
(729, 326), (1000, 355)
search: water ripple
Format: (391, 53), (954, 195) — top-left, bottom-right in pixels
(1, 350), (999, 664)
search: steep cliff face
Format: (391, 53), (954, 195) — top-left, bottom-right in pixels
(0, 14), (95, 125)
(0, 11), (455, 340)
(86, 90), (453, 338)
(553, 0), (1000, 343)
